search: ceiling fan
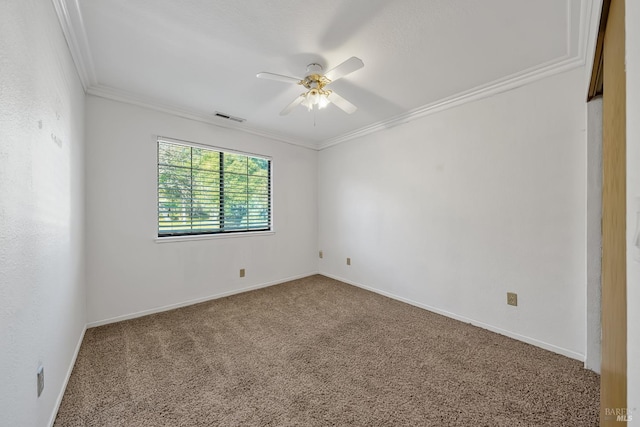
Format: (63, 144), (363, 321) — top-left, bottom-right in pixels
(257, 57), (364, 116)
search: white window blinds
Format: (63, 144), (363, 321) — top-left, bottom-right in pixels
(157, 139), (271, 237)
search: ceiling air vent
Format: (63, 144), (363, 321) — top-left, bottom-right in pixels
(214, 112), (246, 123)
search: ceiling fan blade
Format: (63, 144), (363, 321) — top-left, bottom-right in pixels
(324, 57), (364, 82)
(256, 72), (302, 84)
(327, 91), (357, 114)
(280, 95), (305, 116)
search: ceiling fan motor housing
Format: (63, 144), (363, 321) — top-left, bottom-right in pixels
(257, 56), (362, 115)
(302, 63), (329, 90)
(305, 63), (323, 74)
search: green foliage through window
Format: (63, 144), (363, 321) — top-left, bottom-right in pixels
(158, 139), (271, 236)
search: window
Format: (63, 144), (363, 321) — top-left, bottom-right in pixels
(157, 138), (271, 237)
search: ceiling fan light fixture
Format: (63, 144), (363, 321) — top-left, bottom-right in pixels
(257, 57), (364, 115)
(317, 93), (330, 109)
(301, 92), (312, 110)
(309, 89), (319, 104)
(301, 89), (331, 111)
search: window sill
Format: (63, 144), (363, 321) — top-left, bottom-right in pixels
(155, 231), (275, 243)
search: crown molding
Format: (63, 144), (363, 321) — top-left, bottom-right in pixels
(577, 0), (604, 73)
(54, 0), (595, 152)
(583, 0), (604, 99)
(87, 85), (317, 150)
(52, 0), (316, 150)
(318, 0), (593, 150)
(318, 54), (583, 150)
(51, 0), (97, 91)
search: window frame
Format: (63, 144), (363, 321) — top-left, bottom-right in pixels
(155, 136), (273, 242)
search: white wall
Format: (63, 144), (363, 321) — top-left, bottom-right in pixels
(318, 68), (588, 360)
(0, 0), (86, 426)
(85, 96), (318, 324)
(626, 1), (640, 424)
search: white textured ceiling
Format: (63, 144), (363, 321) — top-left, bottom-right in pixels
(55, 0), (596, 149)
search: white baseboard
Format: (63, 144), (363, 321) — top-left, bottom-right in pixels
(47, 271), (587, 425)
(48, 324), (87, 427)
(86, 271), (319, 328)
(320, 273), (585, 362)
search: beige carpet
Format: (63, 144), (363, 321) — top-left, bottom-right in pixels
(54, 275), (599, 426)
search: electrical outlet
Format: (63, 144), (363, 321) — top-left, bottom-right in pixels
(507, 292), (518, 306)
(346, 257), (351, 266)
(239, 269), (245, 278)
(319, 250), (323, 259)
(37, 365), (44, 397)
